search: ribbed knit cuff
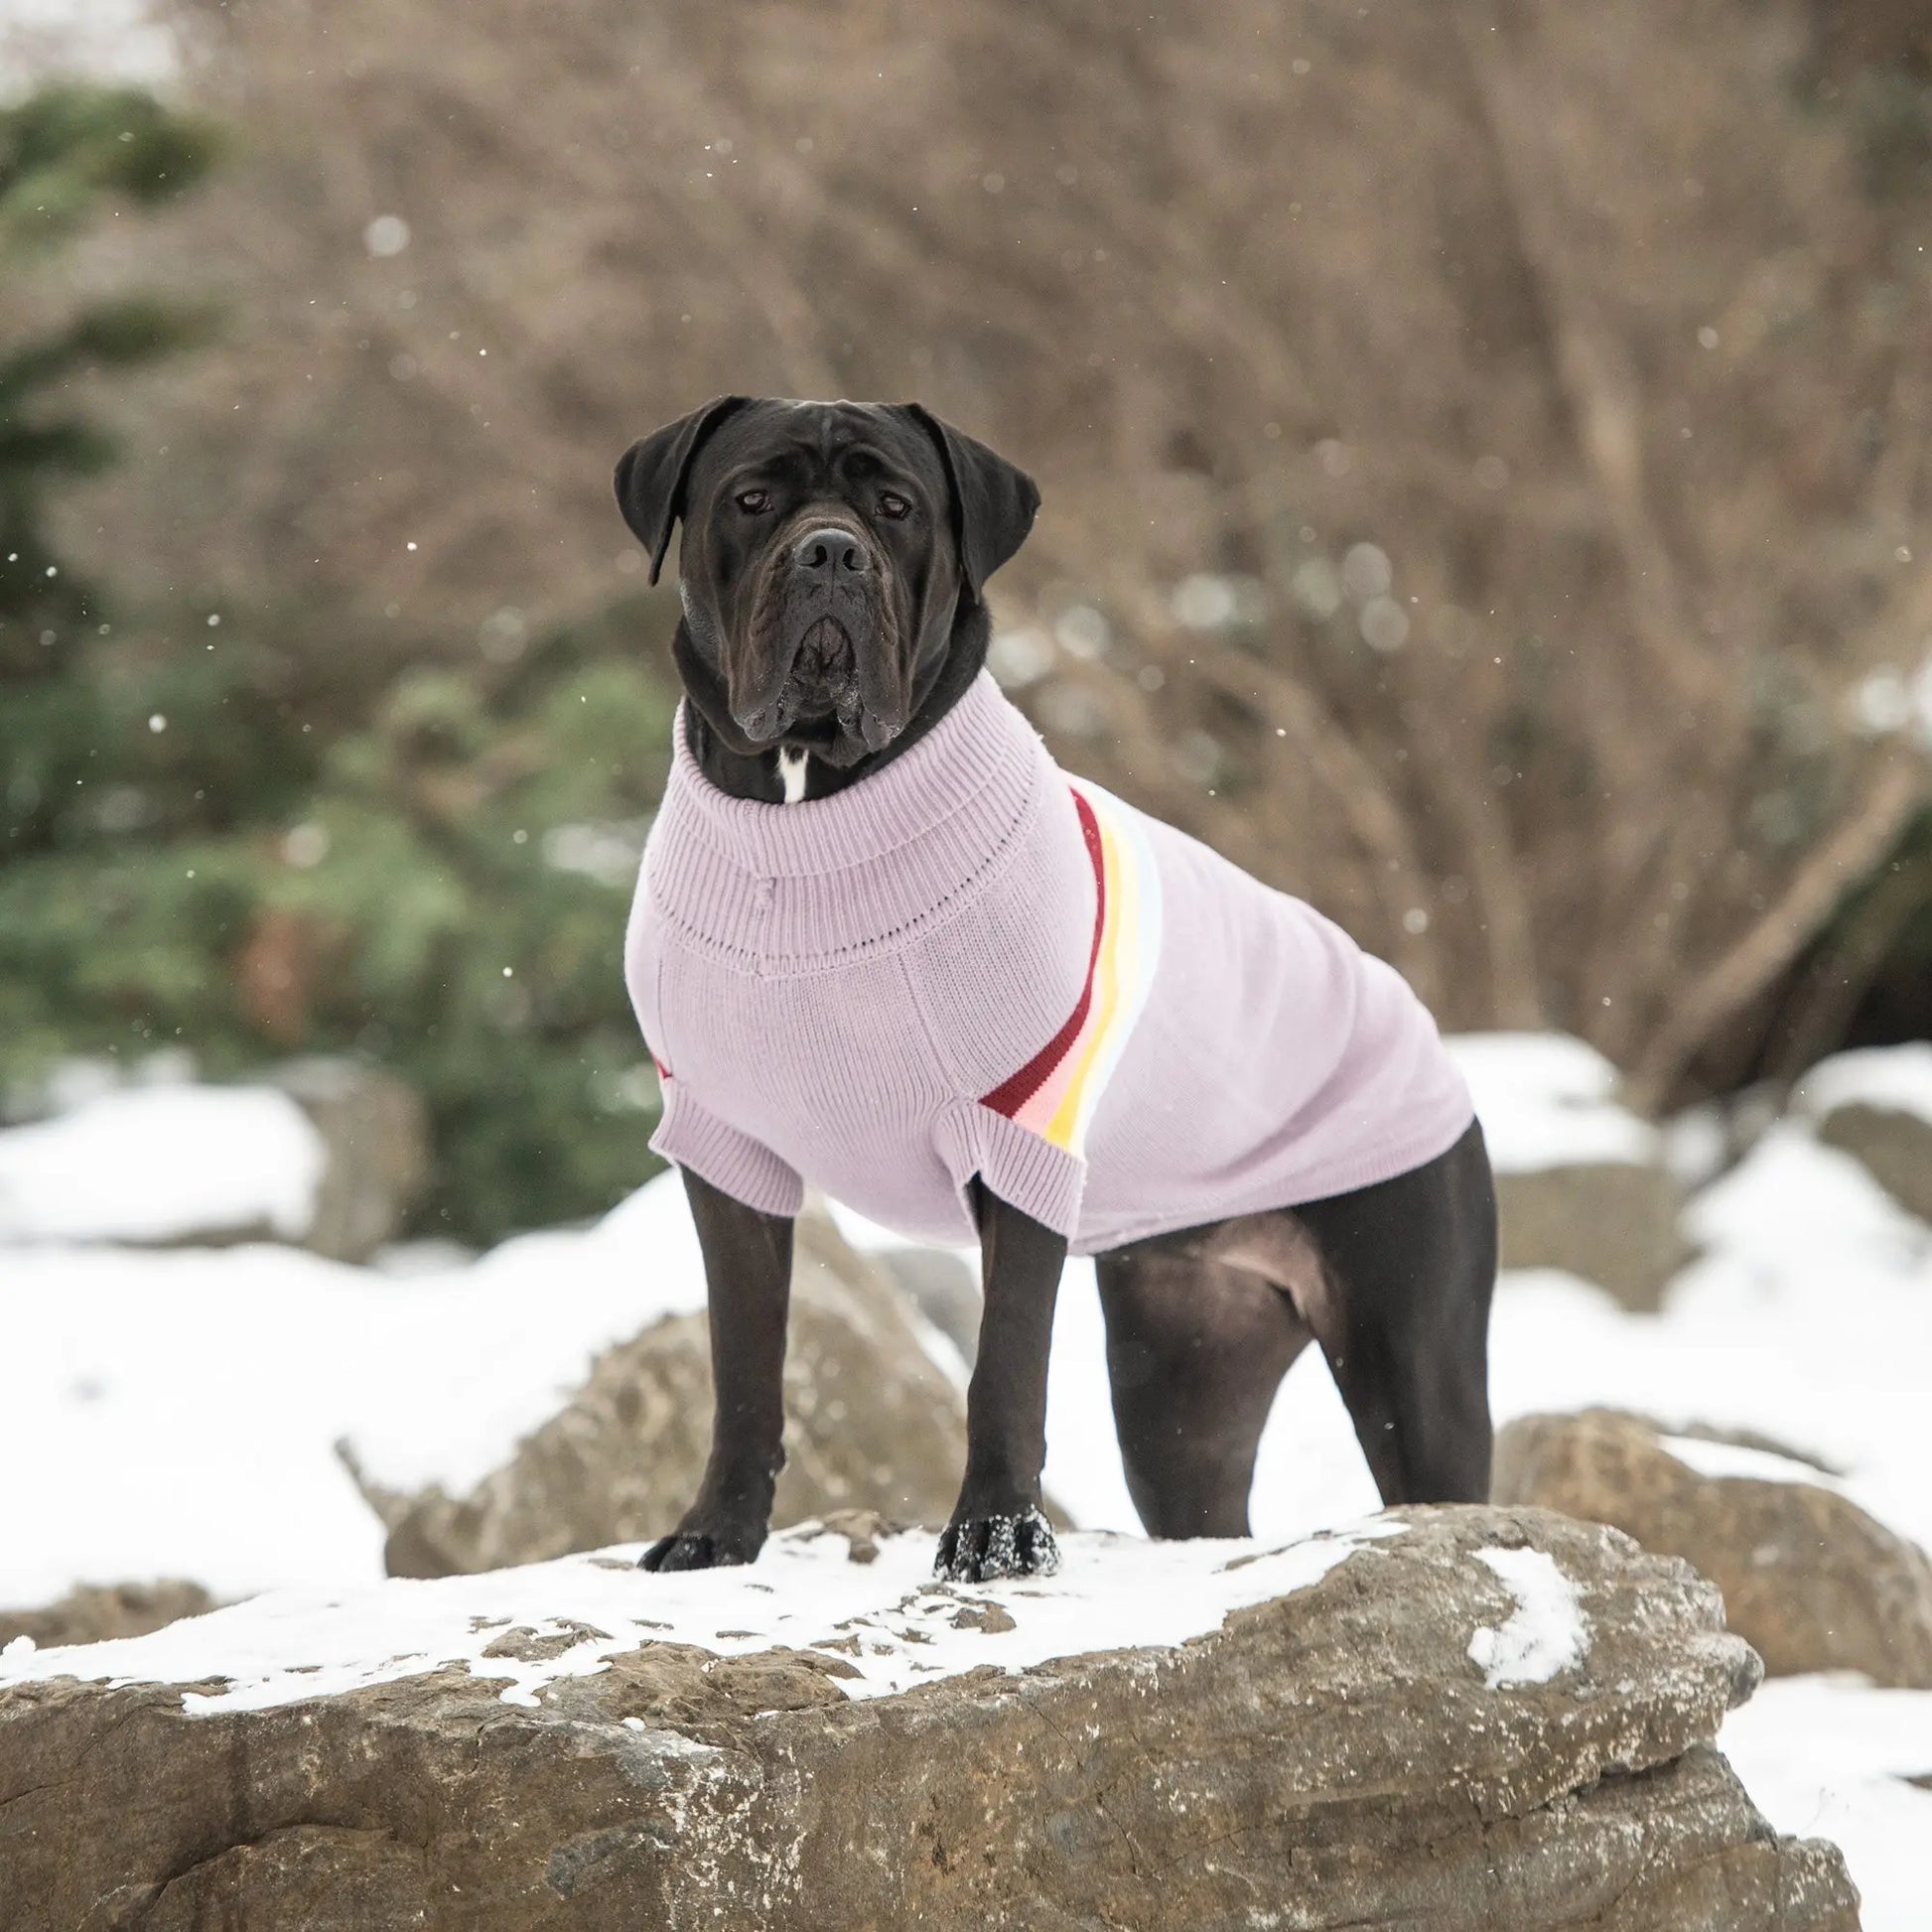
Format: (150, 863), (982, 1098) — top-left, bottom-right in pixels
(649, 1081), (805, 1219)
(937, 1103), (1087, 1241)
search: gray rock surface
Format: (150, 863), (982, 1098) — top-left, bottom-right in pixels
(357, 1207), (973, 1578)
(0, 1580), (213, 1651)
(1450, 1034), (1692, 1310)
(1813, 1100), (1932, 1227)
(0, 1507), (1859, 1929)
(264, 1056), (431, 1262)
(1494, 1161), (1692, 1311)
(1494, 1407), (1932, 1687)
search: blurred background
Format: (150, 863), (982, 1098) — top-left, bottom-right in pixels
(5, 0), (1930, 1243)
(4, 5), (1932, 1915)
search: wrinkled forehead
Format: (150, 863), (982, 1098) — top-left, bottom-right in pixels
(690, 399), (949, 503)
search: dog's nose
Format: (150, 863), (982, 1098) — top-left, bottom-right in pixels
(791, 527), (870, 578)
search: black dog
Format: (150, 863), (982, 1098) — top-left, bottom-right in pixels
(614, 397), (1495, 1583)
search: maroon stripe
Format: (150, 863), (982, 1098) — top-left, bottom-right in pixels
(981, 788), (1107, 1117)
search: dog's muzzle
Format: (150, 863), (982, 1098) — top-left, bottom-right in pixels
(732, 524), (900, 752)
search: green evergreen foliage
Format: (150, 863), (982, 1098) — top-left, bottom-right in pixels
(1, 84), (675, 1242)
(1, 597), (679, 1242)
(1, 87), (217, 633)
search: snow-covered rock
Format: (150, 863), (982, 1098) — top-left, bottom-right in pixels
(6, 1045), (1931, 1916)
(0, 1059), (430, 1260)
(0, 1083), (325, 1247)
(1449, 1032), (1661, 1173)
(1793, 1042), (1932, 1227)
(1793, 1042), (1932, 1128)
(0, 1580), (212, 1653)
(357, 1208), (974, 1579)
(1449, 1032), (1690, 1309)
(258, 1057), (431, 1262)
(1495, 1408), (1932, 1687)
(0, 1508), (1858, 1929)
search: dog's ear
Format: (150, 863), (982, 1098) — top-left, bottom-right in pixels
(614, 395), (753, 586)
(901, 405), (1039, 604)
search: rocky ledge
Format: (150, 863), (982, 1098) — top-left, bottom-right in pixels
(0, 1506), (1858, 1930)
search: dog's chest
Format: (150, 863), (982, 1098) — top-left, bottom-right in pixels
(635, 819), (1098, 1127)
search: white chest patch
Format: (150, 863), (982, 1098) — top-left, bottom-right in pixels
(777, 747), (809, 804)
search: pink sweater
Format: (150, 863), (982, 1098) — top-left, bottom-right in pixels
(625, 671), (1472, 1255)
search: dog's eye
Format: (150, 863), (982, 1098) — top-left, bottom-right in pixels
(735, 488), (771, 514)
(879, 492), (910, 521)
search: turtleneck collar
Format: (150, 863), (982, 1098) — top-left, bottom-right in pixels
(643, 670), (1053, 967)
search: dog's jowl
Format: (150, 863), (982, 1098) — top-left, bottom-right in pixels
(614, 397), (1496, 1583)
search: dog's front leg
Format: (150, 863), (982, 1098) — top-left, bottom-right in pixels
(639, 1169), (792, 1572)
(935, 1178), (1067, 1582)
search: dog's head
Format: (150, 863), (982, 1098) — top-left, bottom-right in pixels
(615, 398), (1037, 766)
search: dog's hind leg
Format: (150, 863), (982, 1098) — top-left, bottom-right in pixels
(1289, 1119), (1498, 1507)
(1094, 1245), (1313, 1538)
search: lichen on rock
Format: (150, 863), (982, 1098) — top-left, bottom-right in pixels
(0, 1505), (1861, 1929)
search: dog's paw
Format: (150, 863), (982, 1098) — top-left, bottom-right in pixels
(933, 1506), (1059, 1583)
(638, 1529), (754, 1573)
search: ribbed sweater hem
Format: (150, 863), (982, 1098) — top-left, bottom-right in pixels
(649, 1081), (805, 1218)
(936, 1104), (1088, 1241)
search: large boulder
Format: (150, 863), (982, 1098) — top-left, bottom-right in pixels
(261, 1057), (432, 1262)
(0, 1058), (428, 1261)
(1449, 1035), (1691, 1311)
(0, 1081), (325, 1249)
(0, 1581), (213, 1652)
(1492, 1163), (1689, 1311)
(357, 1207), (973, 1578)
(0, 1507), (1857, 1929)
(1494, 1408), (1932, 1688)
(1792, 1044), (1932, 1228)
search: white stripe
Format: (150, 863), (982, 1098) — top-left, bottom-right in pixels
(1064, 779), (1165, 1154)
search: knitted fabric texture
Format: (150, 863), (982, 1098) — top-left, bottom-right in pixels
(625, 671), (1473, 1254)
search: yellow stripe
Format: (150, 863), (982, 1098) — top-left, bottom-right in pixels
(1071, 812), (1143, 1151)
(1045, 814), (1126, 1151)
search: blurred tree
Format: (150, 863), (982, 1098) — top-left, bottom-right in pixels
(1, 85), (214, 711)
(2, 84), (233, 1059)
(75, 0), (1929, 1112)
(228, 605), (680, 1240)
(0, 84), (674, 1242)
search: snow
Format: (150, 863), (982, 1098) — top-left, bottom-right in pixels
(1659, 1099), (1731, 1188)
(0, 1519), (1402, 1715)
(1465, 1545), (1588, 1689)
(6, 1048), (1927, 1588)
(1658, 1435), (1843, 1489)
(3, 1035), (1930, 1920)
(1684, 1119), (1926, 1262)
(345, 1177), (708, 1492)
(1447, 1032), (1658, 1172)
(1791, 1042), (1932, 1128)
(0, 1175), (709, 1603)
(0, 1084), (326, 1246)
(1723, 1676), (1932, 1932)
(0, 0), (177, 93)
